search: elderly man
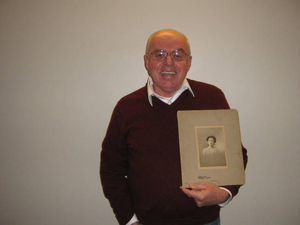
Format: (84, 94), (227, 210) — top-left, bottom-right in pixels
(100, 29), (247, 225)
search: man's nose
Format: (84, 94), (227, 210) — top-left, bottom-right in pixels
(164, 54), (174, 65)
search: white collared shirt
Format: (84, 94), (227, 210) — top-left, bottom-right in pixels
(147, 77), (195, 106)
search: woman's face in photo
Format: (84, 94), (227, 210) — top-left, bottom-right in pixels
(207, 138), (215, 147)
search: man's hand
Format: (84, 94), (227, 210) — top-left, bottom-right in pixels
(180, 182), (229, 207)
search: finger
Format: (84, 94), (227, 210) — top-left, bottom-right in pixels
(180, 186), (194, 197)
(180, 186), (201, 198)
(189, 182), (209, 190)
(195, 200), (204, 207)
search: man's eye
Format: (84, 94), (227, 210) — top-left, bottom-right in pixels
(156, 52), (165, 58)
(173, 53), (183, 59)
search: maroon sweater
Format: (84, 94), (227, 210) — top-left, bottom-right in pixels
(100, 79), (248, 225)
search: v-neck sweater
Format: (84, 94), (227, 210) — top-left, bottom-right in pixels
(100, 79), (248, 225)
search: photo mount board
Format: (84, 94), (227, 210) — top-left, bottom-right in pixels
(177, 109), (245, 187)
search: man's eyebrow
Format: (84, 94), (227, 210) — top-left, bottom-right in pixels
(154, 48), (185, 52)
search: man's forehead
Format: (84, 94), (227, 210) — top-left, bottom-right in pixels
(153, 31), (185, 42)
(149, 32), (188, 51)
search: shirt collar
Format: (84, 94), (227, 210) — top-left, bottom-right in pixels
(147, 77), (195, 106)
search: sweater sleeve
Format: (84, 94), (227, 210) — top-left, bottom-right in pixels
(220, 144), (248, 197)
(100, 103), (135, 225)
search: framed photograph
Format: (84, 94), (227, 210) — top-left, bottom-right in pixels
(196, 126), (227, 168)
(177, 109), (245, 187)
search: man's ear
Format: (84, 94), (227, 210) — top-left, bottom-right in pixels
(187, 55), (192, 72)
(144, 54), (149, 70)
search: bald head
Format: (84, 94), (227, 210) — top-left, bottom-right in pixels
(145, 29), (191, 55)
(143, 29), (192, 97)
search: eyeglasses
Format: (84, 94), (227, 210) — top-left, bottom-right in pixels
(149, 49), (188, 61)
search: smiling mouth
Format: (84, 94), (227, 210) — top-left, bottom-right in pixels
(162, 71), (176, 75)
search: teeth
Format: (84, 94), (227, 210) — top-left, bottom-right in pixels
(162, 71), (176, 75)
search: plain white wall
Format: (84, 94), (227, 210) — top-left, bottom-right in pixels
(1, 0), (299, 224)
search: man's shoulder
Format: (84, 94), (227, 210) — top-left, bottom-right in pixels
(117, 85), (148, 106)
(187, 78), (223, 93)
(187, 78), (229, 109)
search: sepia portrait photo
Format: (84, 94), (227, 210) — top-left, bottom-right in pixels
(178, 109), (245, 186)
(195, 126), (227, 168)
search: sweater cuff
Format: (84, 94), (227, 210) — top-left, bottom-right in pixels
(218, 187), (232, 207)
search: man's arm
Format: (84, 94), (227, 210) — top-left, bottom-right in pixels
(100, 104), (135, 225)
